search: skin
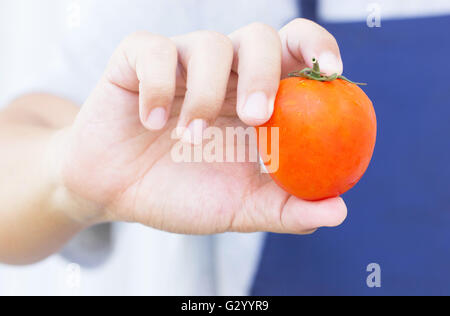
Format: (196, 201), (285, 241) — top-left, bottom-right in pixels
(0, 19), (347, 265)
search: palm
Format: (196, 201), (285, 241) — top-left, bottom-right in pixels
(65, 79), (289, 234)
(122, 116), (278, 234)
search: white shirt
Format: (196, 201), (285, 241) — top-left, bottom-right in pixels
(0, 0), (297, 296)
(1, 0), (449, 296)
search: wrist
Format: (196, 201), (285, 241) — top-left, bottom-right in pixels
(44, 128), (108, 227)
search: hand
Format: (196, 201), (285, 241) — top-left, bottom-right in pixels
(60, 19), (347, 234)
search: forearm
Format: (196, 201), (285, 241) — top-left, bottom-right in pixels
(0, 94), (98, 265)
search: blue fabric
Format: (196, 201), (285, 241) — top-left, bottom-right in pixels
(251, 15), (450, 296)
(300, 0), (318, 22)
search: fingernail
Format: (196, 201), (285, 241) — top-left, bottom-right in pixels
(182, 119), (207, 145)
(146, 107), (167, 130)
(242, 92), (271, 122)
(318, 51), (343, 76)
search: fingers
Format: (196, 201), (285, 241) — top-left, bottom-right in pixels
(104, 20), (343, 135)
(237, 182), (347, 234)
(279, 196), (348, 234)
(228, 19), (342, 126)
(172, 31), (234, 144)
(229, 23), (282, 126)
(279, 18), (343, 77)
(106, 31), (178, 131)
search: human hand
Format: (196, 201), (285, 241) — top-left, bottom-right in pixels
(58, 19), (347, 234)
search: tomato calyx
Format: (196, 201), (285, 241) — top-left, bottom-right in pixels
(288, 58), (367, 86)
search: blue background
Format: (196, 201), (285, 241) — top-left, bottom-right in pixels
(252, 15), (450, 296)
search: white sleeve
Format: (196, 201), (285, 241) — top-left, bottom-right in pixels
(0, 0), (96, 108)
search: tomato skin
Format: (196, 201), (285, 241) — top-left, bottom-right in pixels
(257, 77), (377, 201)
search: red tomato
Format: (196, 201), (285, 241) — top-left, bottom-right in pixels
(257, 65), (377, 201)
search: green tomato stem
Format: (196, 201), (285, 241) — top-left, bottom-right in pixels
(288, 58), (367, 86)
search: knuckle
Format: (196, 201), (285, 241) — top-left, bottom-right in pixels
(287, 18), (311, 28)
(149, 83), (174, 96)
(246, 22), (277, 35)
(187, 92), (223, 115)
(126, 30), (150, 40)
(124, 30), (155, 46)
(149, 36), (177, 56)
(143, 84), (174, 104)
(148, 94), (173, 107)
(191, 91), (222, 107)
(196, 30), (233, 52)
(125, 32), (177, 56)
(144, 93), (173, 109)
